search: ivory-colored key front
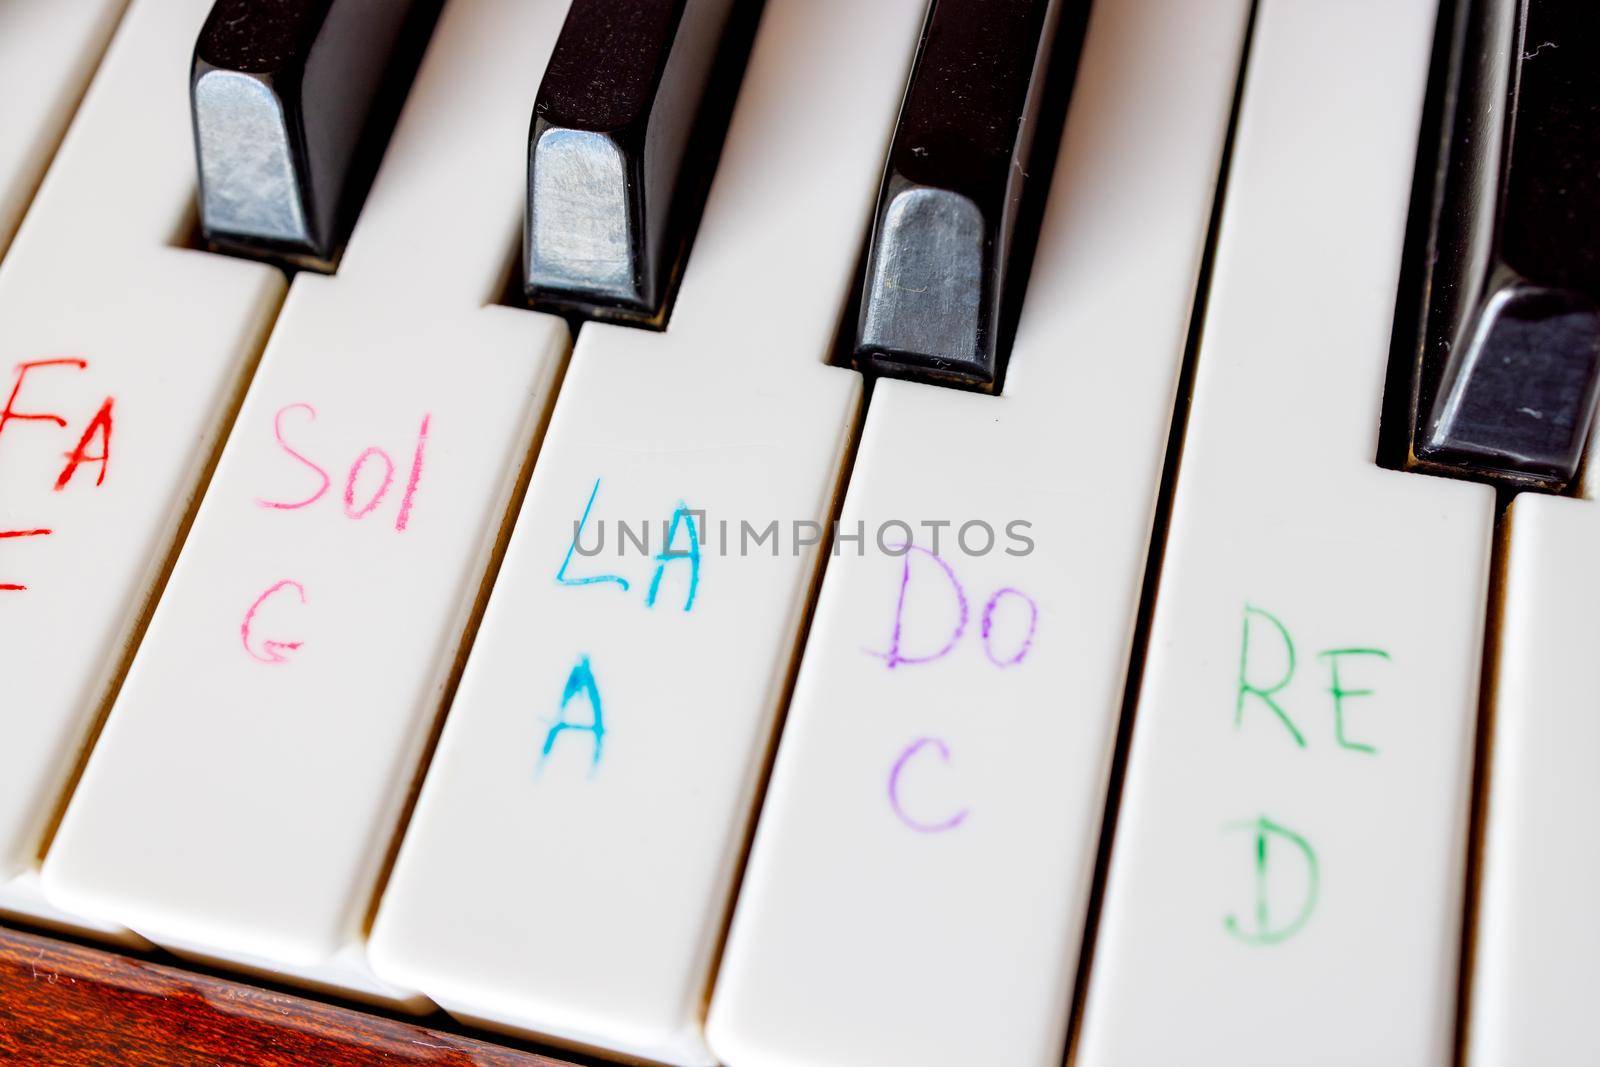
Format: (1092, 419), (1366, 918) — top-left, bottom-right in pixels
(704, 1), (1250, 1064)
(365, 1), (926, 1061)
(1074, 2), (1496, 1064)
(1467, 491), (1600, 1065)
(41, 0), (571, 1009)
(0, 0), (285, 940)
(0, 0), (128, 260)
(1466, 273), (1600, 1062)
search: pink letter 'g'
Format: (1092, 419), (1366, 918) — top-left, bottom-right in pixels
(241, 579), (308, 664)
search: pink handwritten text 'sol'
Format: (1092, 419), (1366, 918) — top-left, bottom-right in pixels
(258, 402), (430, 532)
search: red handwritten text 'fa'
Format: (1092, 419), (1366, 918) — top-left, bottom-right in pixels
(0, 359), (116, 593)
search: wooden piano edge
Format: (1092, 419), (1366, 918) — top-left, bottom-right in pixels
(0, 923), (604, 1066)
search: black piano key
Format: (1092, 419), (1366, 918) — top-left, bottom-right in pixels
(525, 0), (739, 323)
(191, 0), (432, 267)
(1407, 0), (1600, 490)
(854, 0), (1071, 390)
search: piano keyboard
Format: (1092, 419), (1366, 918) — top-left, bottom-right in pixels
(0, 0), (1594, 1064)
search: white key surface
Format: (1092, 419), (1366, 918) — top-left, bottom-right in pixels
(704, 2), (1250, 1065)
(0, 0), (284, 938)
(365, 1), (926, 1061)
(41, 0), (572, 1007)
(0, 0), (128, 259)
(1467, 491), (1600, 1065)
(1074, 2), (1496, 1064)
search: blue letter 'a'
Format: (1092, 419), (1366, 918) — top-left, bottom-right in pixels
(646, 502), (700, 611)
(540, 655), (605, 771)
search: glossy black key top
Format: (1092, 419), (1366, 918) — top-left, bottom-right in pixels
(854, 0), (1071, 390)
(1406, 0), (1600, 490)
(526, 0), (739, 324)
(190, 0), (430, 267)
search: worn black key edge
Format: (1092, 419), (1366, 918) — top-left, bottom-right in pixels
(1391, 0), (1600, 491)
(523, 0), (748, 328)
(190, 0), (441, 272)
(852, 0), (1079, 392)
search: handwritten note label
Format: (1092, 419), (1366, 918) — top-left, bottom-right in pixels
(0, 528), (52, 592)
(888, 737), (970, 833)
(1225, 602), (1392, 944)
(867, 542), (1039, 832)
(240, 579), (308, 664)
(1236, 604), (1390, 754)
(555, 479), (629, 592)
(556, 478), (702, 611)
(867, 543), (1037, 671)
(1222, 815), (1319, 946)
(541, 478), (704, 776)
(539, 654), (606, 774)
(238, 401), (433, 663)
(256, 401), (430, 532)
(981, 588), (1037, 667)
(647, 504), (700, 612)
(0, 359), (118, 592)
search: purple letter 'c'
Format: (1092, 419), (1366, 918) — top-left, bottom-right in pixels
(888, 737), (969, 833)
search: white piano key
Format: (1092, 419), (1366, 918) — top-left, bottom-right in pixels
(0, 0), (287, 940)
(1074, 2), (1497, 1064)
(0, 0), (128, 260)
(365, 0), (926, 1061)
(1466, 492), (1600, 1064)
(704, 1), (1250, 1064)
(40, 0), (572, 1008)
(1453, 6), (1600, 1059)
